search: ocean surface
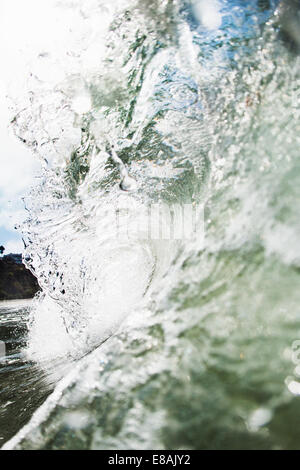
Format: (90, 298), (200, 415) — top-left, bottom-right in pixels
(0, 300), (50, 444)
(2, 0), (300, 450)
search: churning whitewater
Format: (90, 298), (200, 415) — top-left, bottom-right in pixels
(2, 0), (300, 450)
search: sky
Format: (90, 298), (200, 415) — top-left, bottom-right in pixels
(0, 79), (39, 254)
(0, 0), (44, 254)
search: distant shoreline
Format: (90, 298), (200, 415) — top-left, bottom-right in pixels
(0, 254), (40, 301)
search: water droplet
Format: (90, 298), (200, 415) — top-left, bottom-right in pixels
(120, 176), (137, 192)
(248, 408), (272, 431)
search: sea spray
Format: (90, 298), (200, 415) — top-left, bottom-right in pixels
(3, 0), (300, 450)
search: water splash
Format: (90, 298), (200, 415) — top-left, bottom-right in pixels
(4, 0), (300, 450)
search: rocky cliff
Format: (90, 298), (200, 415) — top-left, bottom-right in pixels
(0, 255), (40, 300)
